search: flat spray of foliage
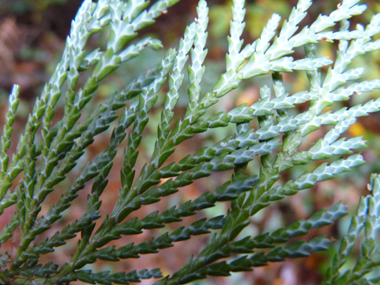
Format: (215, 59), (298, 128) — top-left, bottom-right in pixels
(0, 0), (379, 284)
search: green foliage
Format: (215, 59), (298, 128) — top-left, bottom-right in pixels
(323, 173), (380, 285)
(0, 0), (379, 284)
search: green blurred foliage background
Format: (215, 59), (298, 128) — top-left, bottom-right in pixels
(0, 0), (380, 284)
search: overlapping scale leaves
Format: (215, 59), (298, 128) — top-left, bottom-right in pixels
(322, 174), (380, 285)
(0, 0), (380, 284)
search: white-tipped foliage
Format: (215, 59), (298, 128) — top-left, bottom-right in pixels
(0, 0), (379, 284)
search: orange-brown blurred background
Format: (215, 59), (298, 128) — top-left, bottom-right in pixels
(0, 0), (380, 284)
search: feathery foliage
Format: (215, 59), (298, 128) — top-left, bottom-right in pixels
(322, 173), (380, 285)
(0, 0), (379, 284)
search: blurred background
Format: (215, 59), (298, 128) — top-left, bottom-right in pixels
(0, 0), (380, 284)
